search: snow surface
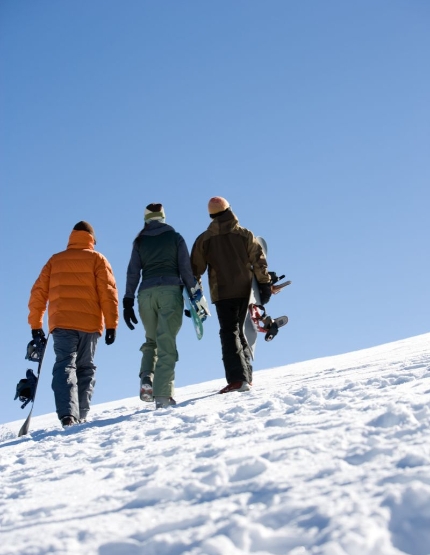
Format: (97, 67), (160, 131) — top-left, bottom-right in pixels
(1, 333), (430, 555)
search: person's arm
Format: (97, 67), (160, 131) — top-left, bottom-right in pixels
(124, 245), (142, 300)
(28, 260), (51, 329)
(190, 234), (207, 282)
(247, 233), (270, 283)
(247, 233), (272, 305)
(95, 255), (119, 330)
(177, 234), (197, 295)
(122, 244), (142, 330)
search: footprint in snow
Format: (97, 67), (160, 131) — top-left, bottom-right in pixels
(230, 457), (268, 482)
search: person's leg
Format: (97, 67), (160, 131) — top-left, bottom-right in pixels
(51, 328), (80, 421)
(139, 342), (156, 385)
(237, 298), (253, 385)
(75, 331), (99, 421)
(138, 289), (158, 397)
(151, 286), (183, 399)
(215, 299), (250, 384)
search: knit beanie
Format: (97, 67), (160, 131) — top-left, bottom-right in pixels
(144, 203), (166, 222)
(208, 197), (230, 216)
(73, 221), (96, 242)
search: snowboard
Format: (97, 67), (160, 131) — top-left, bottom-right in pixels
(16, 334), (49, 437)
(272, 280), (292, 294)
(248, 304), (289, 341)
(244, 237), (290, 358)
(183, 286), (211, 340)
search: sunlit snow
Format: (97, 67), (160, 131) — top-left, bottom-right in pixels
(1, 333), (430, 555)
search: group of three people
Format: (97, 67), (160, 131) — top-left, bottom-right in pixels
(27, 197), (273, 426)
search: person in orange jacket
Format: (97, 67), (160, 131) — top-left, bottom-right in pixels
(28, 221), (119, 427)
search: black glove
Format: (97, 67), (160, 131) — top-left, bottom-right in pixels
(31, 328), (47, 347)
(105, 329), (116, 345)
(258, 282), (272, 305)
(268, 271), (285, 285)
(123, 297), (138, 330)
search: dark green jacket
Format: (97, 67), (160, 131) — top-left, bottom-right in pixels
(125, 222), (195, 299)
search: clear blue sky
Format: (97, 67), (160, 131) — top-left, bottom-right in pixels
(1, 0), (429, 425)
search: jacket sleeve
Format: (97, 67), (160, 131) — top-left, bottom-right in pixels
(190, 234), (207, 281)
(177, 234), (196, 295)
(247, 233), (271, 284)
(28, 260), (51, 329)
(124, 245), (142, 300)
(95, 255), (119, 330)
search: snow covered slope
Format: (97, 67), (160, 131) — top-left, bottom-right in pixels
(1, 333), (430, 555)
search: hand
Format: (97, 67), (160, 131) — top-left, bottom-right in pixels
(268, 271), (285, 285)
(105, 329), (116, 345)
(123, 298), (138, 330)
(258, 282), (272, 305)
(31, 328), (47, 346)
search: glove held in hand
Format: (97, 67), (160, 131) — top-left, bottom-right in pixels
(123, 298), (138, 330)
(31, 328), (47, 347)
(105, 329), (116, 345)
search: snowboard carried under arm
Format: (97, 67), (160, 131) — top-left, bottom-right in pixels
(244, 236), (291, 359)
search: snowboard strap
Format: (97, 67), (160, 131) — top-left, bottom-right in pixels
(249, 304), (279, 341)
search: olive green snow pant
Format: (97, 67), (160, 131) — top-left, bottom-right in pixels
(137, 285), (183, 397)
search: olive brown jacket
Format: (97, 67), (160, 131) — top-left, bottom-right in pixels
(190, 209), (270, 303)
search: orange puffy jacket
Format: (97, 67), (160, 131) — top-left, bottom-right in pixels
(28, 230), (119, 334)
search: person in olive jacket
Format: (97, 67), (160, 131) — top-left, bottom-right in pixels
(190, 197), (272, 394)
(123, 203), (196, 409)
(28, 221), (119, 427)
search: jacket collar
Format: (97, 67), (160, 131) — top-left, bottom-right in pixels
(208, 209), (239, 234)
(67, 230), (95, 250)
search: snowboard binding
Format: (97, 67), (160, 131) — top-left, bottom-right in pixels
(15, 337), (47, 409)
(185, 282), (211, 323)
(191, 295), (211, 322)
(249, 304), (288, 342)
(14, 369), (39, 409)
(25, 338), (46, 362)
(269, 271), (292, 294)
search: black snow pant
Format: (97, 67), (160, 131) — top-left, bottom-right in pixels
(214, 298), (253, 385)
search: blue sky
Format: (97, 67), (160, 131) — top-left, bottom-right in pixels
(1, 0), (429, 425)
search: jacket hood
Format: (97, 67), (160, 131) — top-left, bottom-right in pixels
(207, 209), (239, 235)
(67, 229), (95, 250)
(139, 221), (175, 237)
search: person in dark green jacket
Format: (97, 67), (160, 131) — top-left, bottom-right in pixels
(123, 203), (196, 409)
(190, 197), (272, 394)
